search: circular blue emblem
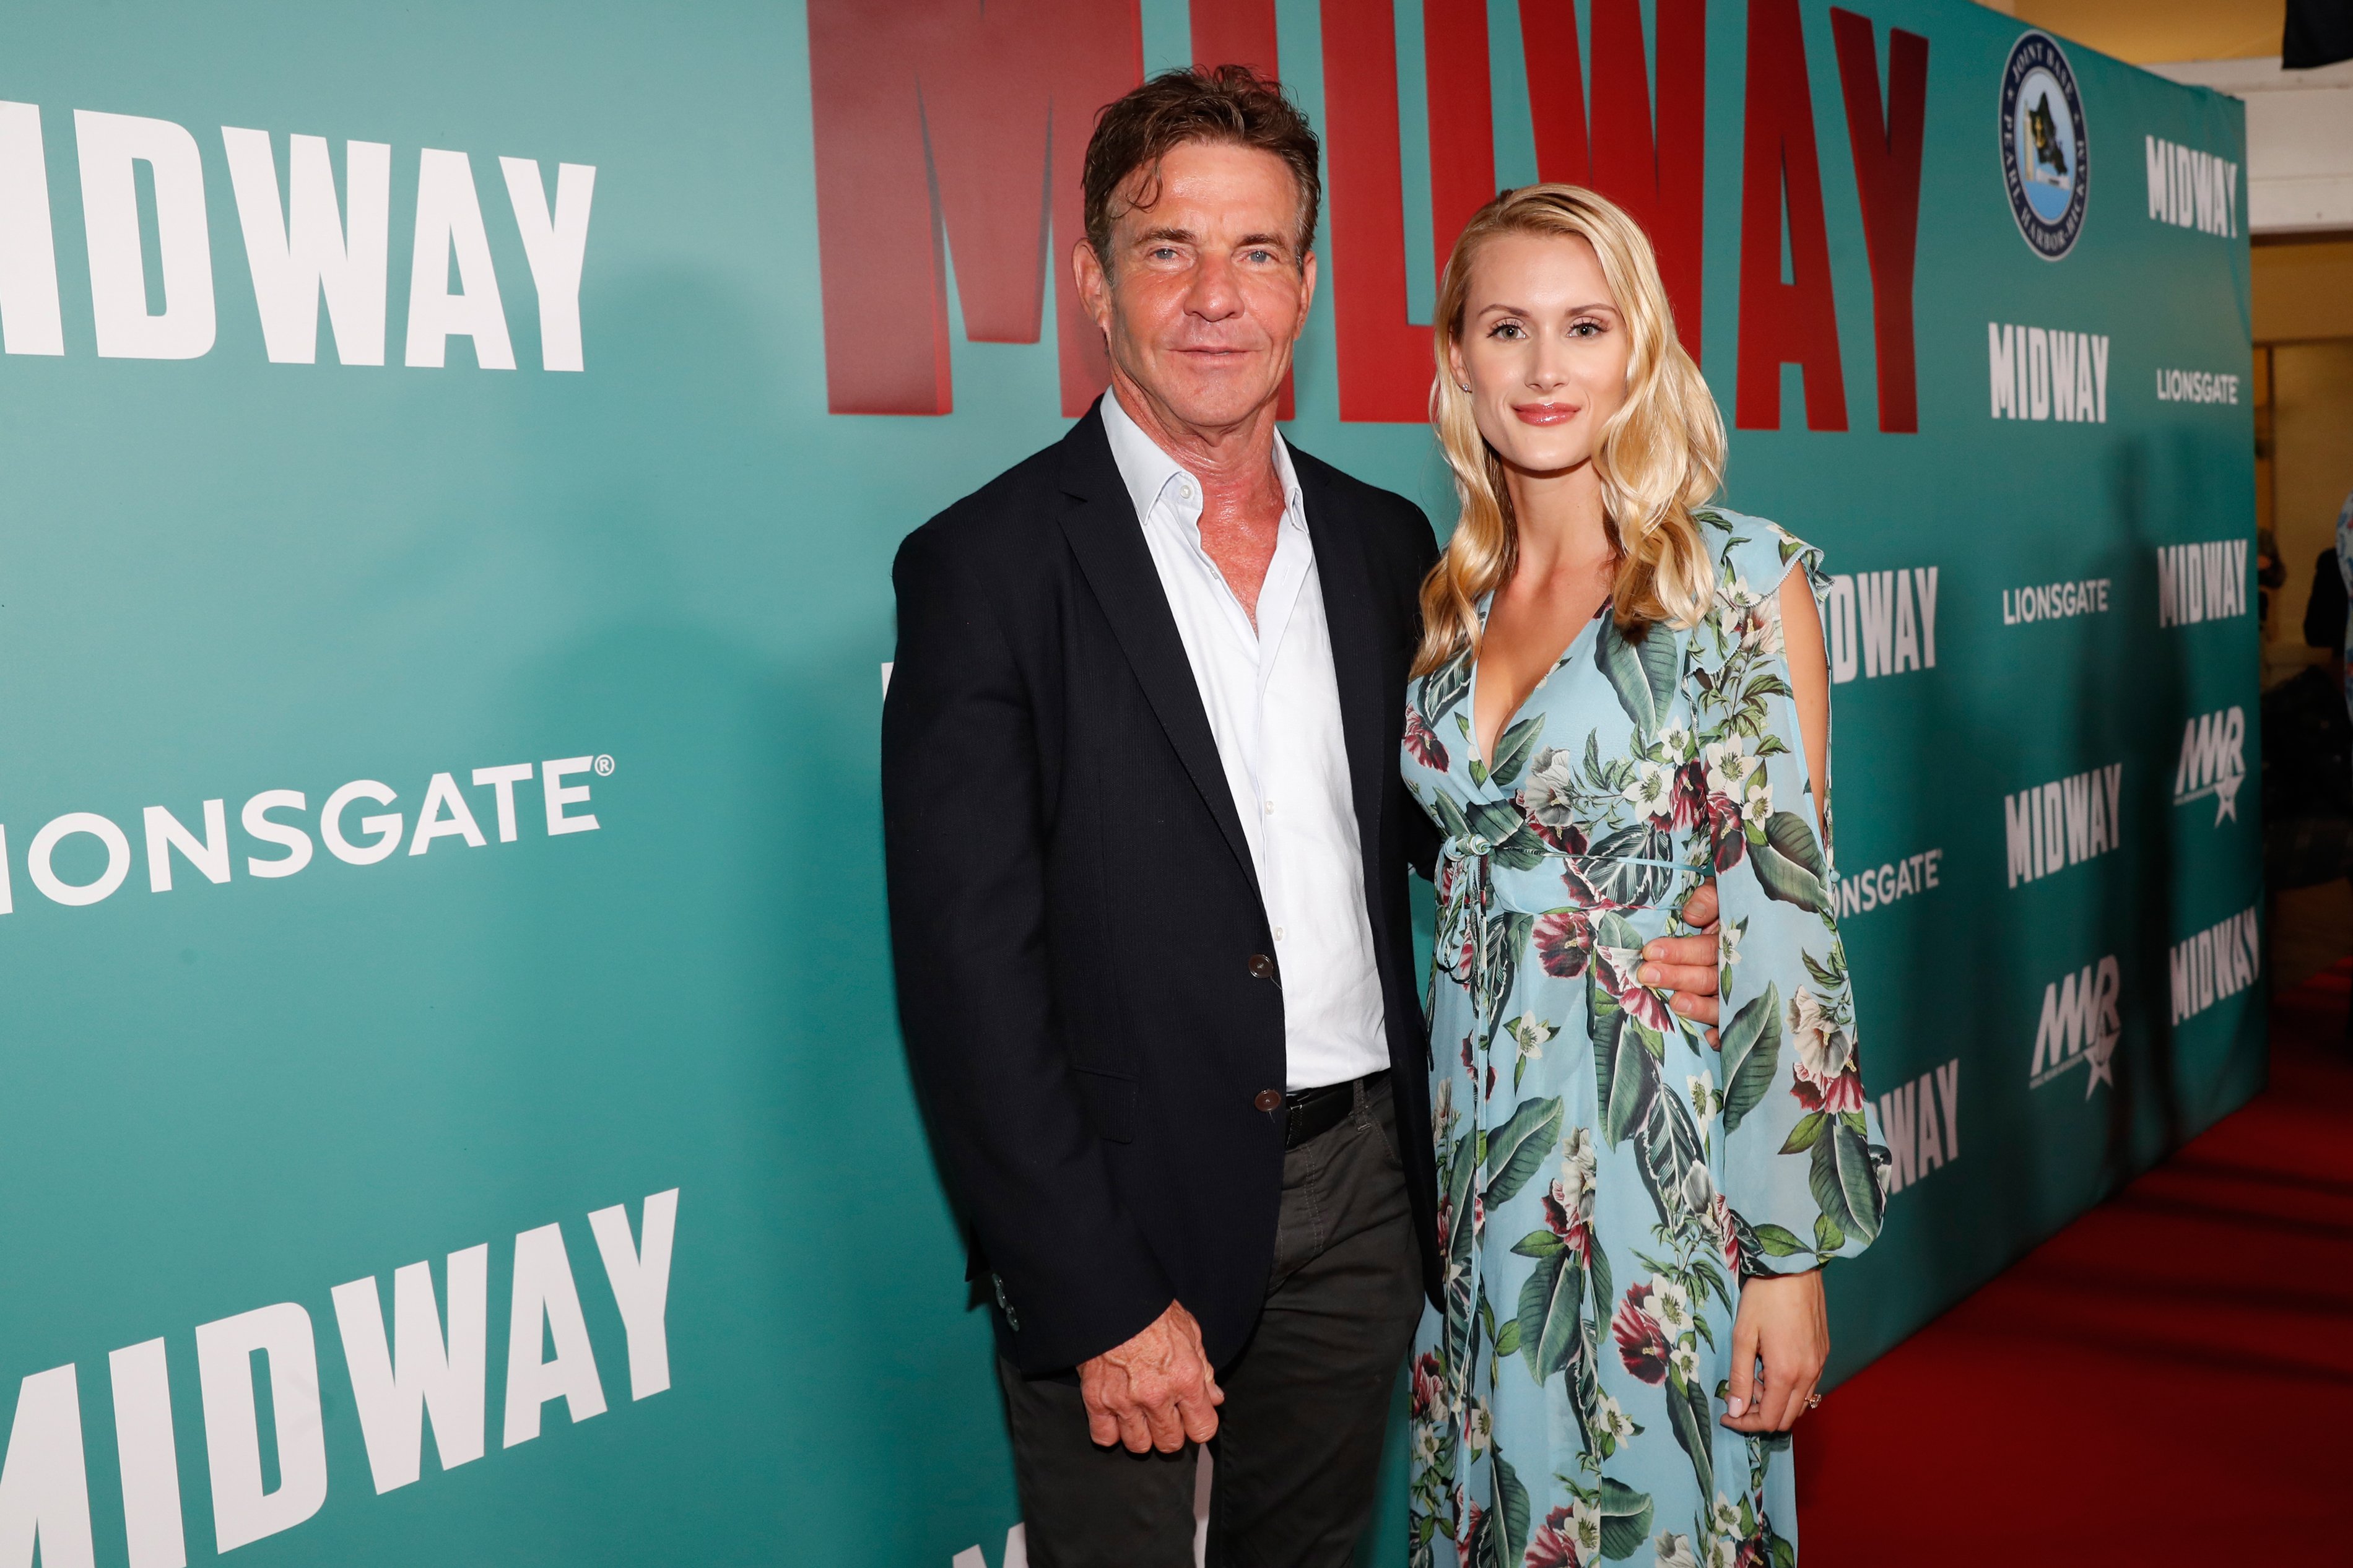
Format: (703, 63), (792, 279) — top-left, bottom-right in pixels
(1999, 31), (2089, 260)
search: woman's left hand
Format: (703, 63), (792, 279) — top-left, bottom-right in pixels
(1720, 1268), (1828, 1432)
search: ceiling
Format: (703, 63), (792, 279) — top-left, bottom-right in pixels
(1980, 0), (2286, 64)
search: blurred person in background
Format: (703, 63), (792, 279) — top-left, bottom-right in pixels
(2303, 539), (2344, 691)
(2257, 525), (2286, 626)
(2264, 488), (2353, 1043)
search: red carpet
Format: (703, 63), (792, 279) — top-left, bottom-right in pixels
(1797, 959), (2353, 1560)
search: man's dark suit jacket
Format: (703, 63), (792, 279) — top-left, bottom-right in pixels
(882, 401), (1442, 1377)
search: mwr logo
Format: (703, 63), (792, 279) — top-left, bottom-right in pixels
(1987, 324), (2108, 422)
(2000, 32), (2090, 260)
(2172, 706), (2246, 825)
(2156, 540), (2250, 626)
(1822, 568), (1938, 684)
(2030, 955), (2121, 1097)
(2004, 765), (2123, 888)
(0, 103), (591, 368)
(2001, 576), (2109, 625)
(2144, 135), (2239, 237)
(1877, 1057), (1959, 1196)
(2171, 904), (2259, 1024)
(1835, 847), (1942, 919)
(2155, 368), (2241, 405)
(0, 755), (607, 916)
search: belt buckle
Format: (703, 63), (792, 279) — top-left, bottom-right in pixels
(1283, 1078), (1353, 1150)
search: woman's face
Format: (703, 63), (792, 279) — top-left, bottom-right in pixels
(1448, 232), (1632, 479)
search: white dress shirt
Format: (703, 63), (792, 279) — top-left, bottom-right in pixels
(1100, 389), (1390, 1091)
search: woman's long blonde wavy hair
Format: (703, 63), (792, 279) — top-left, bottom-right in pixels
(1412, 184), (1726, 678)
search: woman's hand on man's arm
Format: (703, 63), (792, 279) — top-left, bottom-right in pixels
(1645, 880), (1723, 1044)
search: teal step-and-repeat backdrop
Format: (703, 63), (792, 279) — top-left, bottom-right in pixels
(0, 1), (2254, 1564)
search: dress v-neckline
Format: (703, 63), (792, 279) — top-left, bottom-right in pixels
(1464, 596), (1609, 784)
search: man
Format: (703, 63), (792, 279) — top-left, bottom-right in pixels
(882, 67), (1722, 1566)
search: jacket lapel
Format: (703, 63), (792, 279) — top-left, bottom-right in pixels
(1294, 453), (1390, 893)
(1056, 405), (1261, 894)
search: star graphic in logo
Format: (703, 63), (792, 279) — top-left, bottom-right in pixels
(2082, 1028), (2118, 1097)
(2212, 768), (2242, 825)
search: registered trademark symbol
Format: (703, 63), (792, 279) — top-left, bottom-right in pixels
(594, 755), (615, 776)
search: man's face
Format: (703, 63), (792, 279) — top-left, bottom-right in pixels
(1077, 140), (1316, 432)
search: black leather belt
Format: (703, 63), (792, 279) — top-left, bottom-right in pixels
(1282, 1070), (1386, 1150)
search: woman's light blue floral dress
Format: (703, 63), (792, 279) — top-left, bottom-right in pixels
(1400, 511), (1888, 1568)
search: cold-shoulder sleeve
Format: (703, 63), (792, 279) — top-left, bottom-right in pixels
(1685, 511), (1887, 1275)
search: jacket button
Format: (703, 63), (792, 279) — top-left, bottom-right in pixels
(1253, 1089), (1284, 1112)
(1247, 953), (1276, 980)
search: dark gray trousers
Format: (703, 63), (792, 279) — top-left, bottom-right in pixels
(997, 1076), (1425, 1568)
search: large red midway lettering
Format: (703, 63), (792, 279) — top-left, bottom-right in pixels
(1323, 0), (1703, 422)
(805, 0), (1139, 415)
(1191, 0), (1279, 80)
(1831, 8), (1928, 434)
(1188, 0), (1294, 419)
(1321, 0), (1493, 422)
(1736, 0), (1846, 431)
(806, 0), (1933, 434)
(1521, 0), (1708, 355)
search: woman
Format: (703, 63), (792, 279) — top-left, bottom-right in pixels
(1401, 186), (1885, 1567)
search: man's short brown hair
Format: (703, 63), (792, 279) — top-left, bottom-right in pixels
(1082, 66), (1321, 265)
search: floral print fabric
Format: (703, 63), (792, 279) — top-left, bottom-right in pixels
(1401, 511), (1887, 1568)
